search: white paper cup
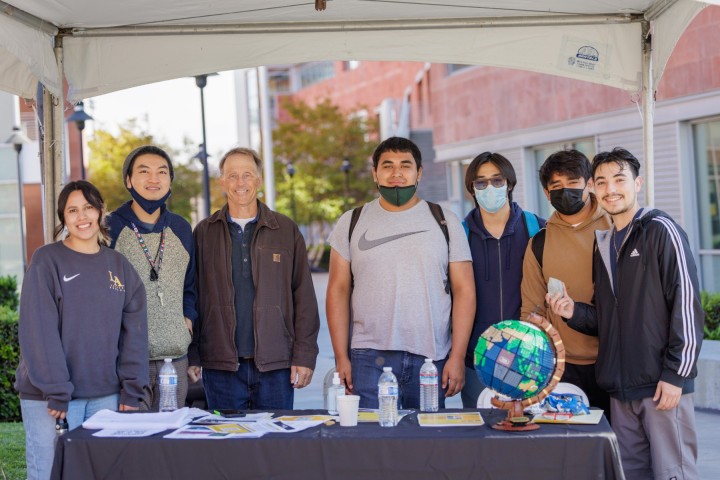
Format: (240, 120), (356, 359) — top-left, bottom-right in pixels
(337, 395), (360, 426)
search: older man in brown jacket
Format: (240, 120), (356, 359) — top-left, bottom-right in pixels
(188, 147), (319, 410)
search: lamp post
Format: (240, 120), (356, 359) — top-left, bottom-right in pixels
(286, 162), (297, 222)
(341, 157), (351, 211)
(66, 101), (93, 180)
(5, 126), (30, 271)
(194, 74), (217, 219)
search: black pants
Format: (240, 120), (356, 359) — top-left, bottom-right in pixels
(562, 362), (611, 425)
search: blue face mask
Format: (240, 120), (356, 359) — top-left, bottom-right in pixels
(129, 187), (171, 215)
(474, 184), (508, 213)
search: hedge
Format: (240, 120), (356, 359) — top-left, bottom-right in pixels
(0, 305), (19, 421)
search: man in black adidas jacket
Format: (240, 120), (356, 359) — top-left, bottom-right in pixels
(548, 148), (703, 479)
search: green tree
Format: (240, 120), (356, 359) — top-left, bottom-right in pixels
(87, 120), (201, 222)
(272, 98), (378, 231)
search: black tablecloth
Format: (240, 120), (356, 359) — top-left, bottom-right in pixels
(51, 409), (624, 480)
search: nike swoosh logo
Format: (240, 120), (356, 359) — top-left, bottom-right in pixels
(63, 274), (80, 282)
(357, 230), (427, 251)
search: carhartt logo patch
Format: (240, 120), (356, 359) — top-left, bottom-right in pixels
(630, 249), (640, 257)
(273, 254), (281, 262)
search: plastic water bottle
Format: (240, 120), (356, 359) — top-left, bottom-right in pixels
(378, 367), (399, 427)
(419, 358), (439, 412)
(327, 372), (346, 415)
(159, 358), (178, 412)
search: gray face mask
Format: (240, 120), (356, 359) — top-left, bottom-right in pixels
(474, 185), (508, 213)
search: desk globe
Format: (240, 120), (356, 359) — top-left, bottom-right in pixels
(474, 315), (565, 431)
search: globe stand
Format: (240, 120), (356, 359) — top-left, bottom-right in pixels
(490, 397), (539, 431)
(486, 313), (566, 431)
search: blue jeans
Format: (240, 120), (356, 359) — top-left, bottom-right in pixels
(21, 393), (119, 480)
(350, 349), (447, 409)
(202, 360), (294, 410)
(461, 365), (486, 408)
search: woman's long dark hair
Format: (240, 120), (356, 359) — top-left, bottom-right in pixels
(53, 180), (110, 245)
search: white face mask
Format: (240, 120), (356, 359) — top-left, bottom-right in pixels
(474, 184), (508, 213)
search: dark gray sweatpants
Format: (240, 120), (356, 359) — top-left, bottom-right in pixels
(611, 394), (698, 480)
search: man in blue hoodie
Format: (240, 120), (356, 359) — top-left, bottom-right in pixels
(108, 145), (197, 410)
(461, 152), (544, 407)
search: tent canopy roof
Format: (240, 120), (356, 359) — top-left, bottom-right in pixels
(0, 0), (717, 100)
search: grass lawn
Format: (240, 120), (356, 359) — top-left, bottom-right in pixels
(0, 422), (25, 480)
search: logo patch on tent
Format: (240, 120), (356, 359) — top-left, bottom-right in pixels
(576, 46), (599, 62)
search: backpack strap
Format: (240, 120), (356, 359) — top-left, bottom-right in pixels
(531, 228), (546, 269)
(523, 210), (541, 238)
(348, 206), (364, 243)
(427, 202), (451, 295)
(461, 219), (469, 239)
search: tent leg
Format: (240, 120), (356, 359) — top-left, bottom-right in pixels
(257, 66), (276, 210)
(42, 36), (65, 244)
(642, 21), (655, 207)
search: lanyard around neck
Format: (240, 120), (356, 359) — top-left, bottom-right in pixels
(130, 223), (166, 281)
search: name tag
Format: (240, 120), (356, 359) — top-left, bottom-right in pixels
(273, 253), (281, 262)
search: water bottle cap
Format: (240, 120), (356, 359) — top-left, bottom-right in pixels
(332, 372), (341, 384)
(383, 367), (392, 372)
(164, 358), (172, 363)
(425, 358), (432, 363)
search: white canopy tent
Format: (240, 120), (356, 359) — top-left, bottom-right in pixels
(1, 0), (718, 239)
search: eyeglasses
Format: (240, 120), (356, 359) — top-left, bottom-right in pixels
(473, 177), (506, 190)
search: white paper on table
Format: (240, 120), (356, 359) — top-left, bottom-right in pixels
(164, 422), (266, 439)
(190, 412), (273, 425)
(256, 418), (326, 434)
(82, 407), (204, 430)
(93, 428), (167, 437)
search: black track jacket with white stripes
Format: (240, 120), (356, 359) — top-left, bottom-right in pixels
(568, 208), (703, 402)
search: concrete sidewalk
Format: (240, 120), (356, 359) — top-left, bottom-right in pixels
(298, 272), (720, 479)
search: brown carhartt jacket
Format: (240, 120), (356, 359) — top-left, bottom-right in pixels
(188, 201), (319, 372)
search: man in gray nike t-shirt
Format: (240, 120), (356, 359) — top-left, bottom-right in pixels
(327, 137), (475, 409)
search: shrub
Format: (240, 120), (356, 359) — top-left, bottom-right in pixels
(0, 305), (20, 421)
(0, 276), (18, 311)
(701, 291), (720, 341)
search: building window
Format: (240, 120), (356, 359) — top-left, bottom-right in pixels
(693, 117), (720, 290)
(299, 61), (336, 88)
(0, 147), (23, 282)
(267, 69), (292, 94)
(531, 139), (596, 219)
(446, 64), (471, 75)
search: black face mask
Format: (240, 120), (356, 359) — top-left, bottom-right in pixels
(549, 188), (586, 216)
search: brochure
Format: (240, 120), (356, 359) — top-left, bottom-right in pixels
(418, 412), (485, 427)
(357, 409), (414, 423)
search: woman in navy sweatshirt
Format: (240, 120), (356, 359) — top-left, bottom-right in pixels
(461, 152), (544, 407)
(14, 181), (148, 480)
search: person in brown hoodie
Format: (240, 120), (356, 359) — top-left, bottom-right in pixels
(520, 149), (612, 418)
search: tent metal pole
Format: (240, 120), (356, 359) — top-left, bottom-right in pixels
(41, 86), (55, 244)
(0, 1), (58, 36)
(257, 66), (276, 210)
(65, 13), (641, 38)
(641, 21), (655, 207)
(42, 36), (65, 244)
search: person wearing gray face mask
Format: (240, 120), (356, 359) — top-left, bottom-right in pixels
(460, 152), (544, 408)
